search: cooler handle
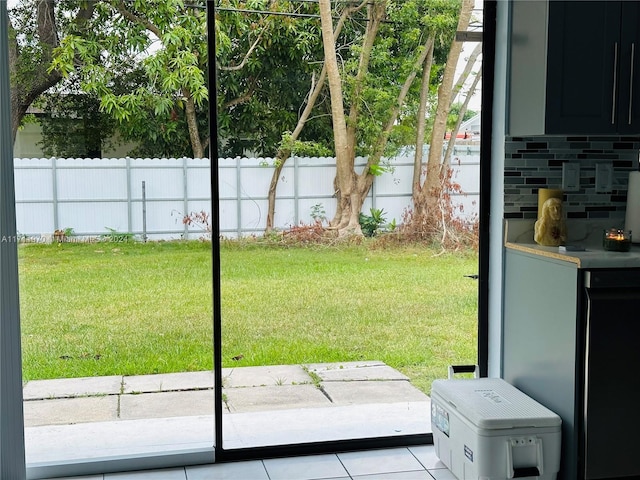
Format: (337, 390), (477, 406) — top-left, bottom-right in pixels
(505, 437), (544, 479)
(447, 364), (479, 379)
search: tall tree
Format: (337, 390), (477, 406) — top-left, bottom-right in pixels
(317, 0), (462, 236)
(10, 0), (323, 159)
(6, 0), (95, 144)
(412, 0), (475, 217)
(265, 3), (360, 232)
(8, 1), (210, 158)
(215, 0), (332, 158)
(318, 0), (359, 234)
(50, 0), (209, 158)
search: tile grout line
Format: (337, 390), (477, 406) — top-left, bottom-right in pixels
(260, 459), (272, 480)
(334, 452), (353, 479)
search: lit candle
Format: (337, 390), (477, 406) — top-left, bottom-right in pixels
(603, 229), (632, 251)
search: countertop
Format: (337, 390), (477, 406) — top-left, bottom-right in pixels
(505, 241), (640, 268)
(504, 219), (640, 269)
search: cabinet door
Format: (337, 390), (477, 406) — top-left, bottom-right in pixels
(617, 2), (640, 133)
(546, 1), (621, 134)
(502, 251), (580, 479)
(583, 288), (640, 478)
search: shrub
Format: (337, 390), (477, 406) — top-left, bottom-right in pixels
(359, 208), (393, 237)
(182, 210), (212, 240)
(393, 166), (479, 251)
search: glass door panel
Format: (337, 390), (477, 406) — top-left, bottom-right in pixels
(10, 1), (216, 475)
(215, 0), (482, 449)
(20, 197), (215, 476)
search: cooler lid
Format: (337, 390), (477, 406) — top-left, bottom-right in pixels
(431, 378), (561, 430)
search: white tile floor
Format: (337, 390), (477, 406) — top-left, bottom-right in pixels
(45, 445), (456, 480)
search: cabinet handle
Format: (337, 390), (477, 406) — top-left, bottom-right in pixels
(613, 42), (619, 125)
(630, 43), (635, 125)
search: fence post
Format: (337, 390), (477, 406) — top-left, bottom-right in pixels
(142, 180), (147, 242)
(52, 157), (59, 232)
(294, 156), (299, 225)
(236, 158), (242, 237)
(183, 157), (189, 238)
(126, 157), (132, 235)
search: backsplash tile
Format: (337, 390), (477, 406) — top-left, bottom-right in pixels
(504, 136), (640, 220)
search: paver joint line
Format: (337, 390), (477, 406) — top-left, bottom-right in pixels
(318, 385), (334, 403)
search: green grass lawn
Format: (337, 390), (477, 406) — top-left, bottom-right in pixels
(18, 240), (478, 394)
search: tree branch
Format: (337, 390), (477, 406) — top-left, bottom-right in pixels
(442, 69), (481, 169)
(9, 0), (100, 142)
(413, 37), (435, 194)
(360, 33), (435, 195)
(449, 42), (481, 108)
(223, 89), (254, 109)
(218, 30), (265, 72)
(346, 1), (385, 154)
(112, 0), (162, 39)
(36, 0), (57, 47)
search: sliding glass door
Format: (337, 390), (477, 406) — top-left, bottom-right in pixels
(0, 0), (492, 476)
(212, 0), (483, 457)
(6, 1), (216, 477)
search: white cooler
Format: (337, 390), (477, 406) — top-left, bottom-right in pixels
(431, 376), (561, 480)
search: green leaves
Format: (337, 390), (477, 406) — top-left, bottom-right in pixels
(359, 208), (390, 237)
(216, 0), (328, 156)
(369, 164), (390, 176)
(44, 0), (210, 157)
(278, 131), (332, 158)
(36, 0), (463, 160)
(161, 29), (183, 47)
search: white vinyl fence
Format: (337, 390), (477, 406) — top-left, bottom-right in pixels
(14, 146), (480, 240)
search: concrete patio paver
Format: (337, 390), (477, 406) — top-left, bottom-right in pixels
(224, 384), (331, 413)
(123, 370), (215, 394)
(307, 361), (409, 382)
(119, 390), (215, 420)
(222, 365), (313, 388)
(23, 375), (123, 400)
(23, 361), (430, 427)
(24, 396), (119, 427)
(321, 380), (429, 404)
(23, 362), (433, 465)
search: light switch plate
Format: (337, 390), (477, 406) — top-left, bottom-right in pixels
(562, 162), (580, 192)
(595, 163), (613, 193)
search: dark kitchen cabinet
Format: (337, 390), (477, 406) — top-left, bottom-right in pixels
(508, 1), (640, 135)
(503, 249), (640, 479)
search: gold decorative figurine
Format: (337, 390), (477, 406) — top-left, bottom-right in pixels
(534, 197), (567, 246)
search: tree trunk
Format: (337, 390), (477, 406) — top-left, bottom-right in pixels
(412, 36), (435, 196)
(319, 0), (361, 236)
(264, 2), (363, 233)
(183, 88), (204, 158)
(326, 0), (385, 235)
(413, 0), (474, 218)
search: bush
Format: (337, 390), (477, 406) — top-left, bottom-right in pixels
(394, 166), (479, 251)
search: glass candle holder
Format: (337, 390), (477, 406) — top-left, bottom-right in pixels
(603, 229), (632, 252)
